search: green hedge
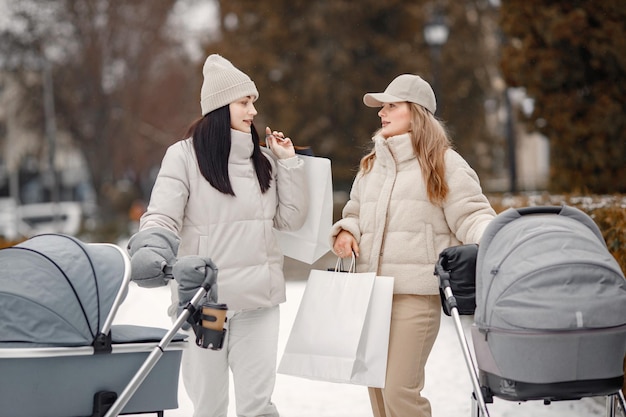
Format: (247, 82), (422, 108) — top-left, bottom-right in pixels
(0, 238), (25, 250)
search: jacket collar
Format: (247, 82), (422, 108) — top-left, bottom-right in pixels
(229, 129), (254, 164)
(374, 133), (415, 165)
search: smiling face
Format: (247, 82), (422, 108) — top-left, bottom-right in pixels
(378, 102), (412, 138)
(229, 96), (258, 133)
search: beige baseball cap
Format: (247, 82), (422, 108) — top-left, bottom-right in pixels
(363, 74), (437, 114)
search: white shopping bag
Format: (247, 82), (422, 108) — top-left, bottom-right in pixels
(278, 266), (394, 388)
(275, 155), (333, 264)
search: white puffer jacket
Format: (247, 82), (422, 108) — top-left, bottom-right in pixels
(140, 129), (308, 311)
(330, 133), (495, 295)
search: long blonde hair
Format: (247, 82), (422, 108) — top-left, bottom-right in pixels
(359, 103), (451, 206)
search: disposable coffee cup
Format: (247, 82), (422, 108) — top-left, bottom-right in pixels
(201, 303), (228, 331)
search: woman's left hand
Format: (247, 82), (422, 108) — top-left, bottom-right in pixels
(334, 229), (360, 258)
(266, 126), (296, 159)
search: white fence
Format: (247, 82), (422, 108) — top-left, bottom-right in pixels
(0, 198), (82, 239)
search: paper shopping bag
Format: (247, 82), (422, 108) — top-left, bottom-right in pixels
(275, 155), (333, 264)
(278, 268), (394, 388)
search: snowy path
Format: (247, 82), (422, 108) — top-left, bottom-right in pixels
(115, 281), (606, 417)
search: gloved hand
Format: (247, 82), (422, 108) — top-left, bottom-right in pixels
(127, 228), (180, 288)
(173, 256), (218, 306)
(173, 256), (218, 331)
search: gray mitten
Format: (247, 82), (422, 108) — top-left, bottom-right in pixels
(173, 255), (218, 306)
(173, 256), (218, 331)
(127, 228), (180, 288)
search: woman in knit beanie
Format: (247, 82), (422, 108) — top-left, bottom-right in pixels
(136, 54), (308, 417)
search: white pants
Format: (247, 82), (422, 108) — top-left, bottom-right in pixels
(181, 305), (281, 417)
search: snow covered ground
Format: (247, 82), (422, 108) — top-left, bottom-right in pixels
(114, 280), (608, 417)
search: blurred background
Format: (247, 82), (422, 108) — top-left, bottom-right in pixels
(0, 0), (624, 244)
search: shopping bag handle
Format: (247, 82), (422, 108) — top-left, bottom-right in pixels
(333, 251), (356, 273)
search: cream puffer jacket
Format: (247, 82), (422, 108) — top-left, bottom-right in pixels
(140, 129), (308, 311)
(330, 133), (495, 295)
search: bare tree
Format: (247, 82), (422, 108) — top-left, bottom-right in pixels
(1, 0), (201, 225)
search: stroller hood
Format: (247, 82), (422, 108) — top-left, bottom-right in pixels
(475, 205), (626, 332)
(0, 234), (129, 347)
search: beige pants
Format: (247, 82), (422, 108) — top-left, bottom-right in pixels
(369, 294), (441, 417)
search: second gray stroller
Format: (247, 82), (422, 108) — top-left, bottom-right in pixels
(436, 205), (626, 417)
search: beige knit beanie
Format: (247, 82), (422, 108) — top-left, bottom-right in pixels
(200, 54), (259, 116)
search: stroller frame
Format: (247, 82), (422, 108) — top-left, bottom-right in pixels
(103, 264), (218, 417)
(435, 205), (626, 417)
(0, 236), (184, 417)
(439, 276), (626, 417)
(0, 234), (220, 417)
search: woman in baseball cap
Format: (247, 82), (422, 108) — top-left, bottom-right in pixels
(330, 74), (495, 417)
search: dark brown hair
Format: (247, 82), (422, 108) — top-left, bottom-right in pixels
(185, 106), (272, 196)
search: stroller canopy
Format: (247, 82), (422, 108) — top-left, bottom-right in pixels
(475, 205), (626, 332)
(0, 234), (128, 347)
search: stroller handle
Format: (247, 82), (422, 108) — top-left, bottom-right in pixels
(516, 206), (563, 216)
(163, 264), (174, 279)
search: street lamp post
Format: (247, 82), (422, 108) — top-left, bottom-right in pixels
(41, 57), (59, 206)
(41, 56), (62, 231)
(423, 8), (449, 115)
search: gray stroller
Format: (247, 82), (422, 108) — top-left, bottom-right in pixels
(0, 233), (221, 417)
(435, 205), (626, 416)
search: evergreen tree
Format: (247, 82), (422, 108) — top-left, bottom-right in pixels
(500, 0), (626, 193)
(207, 0), (502, 190)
